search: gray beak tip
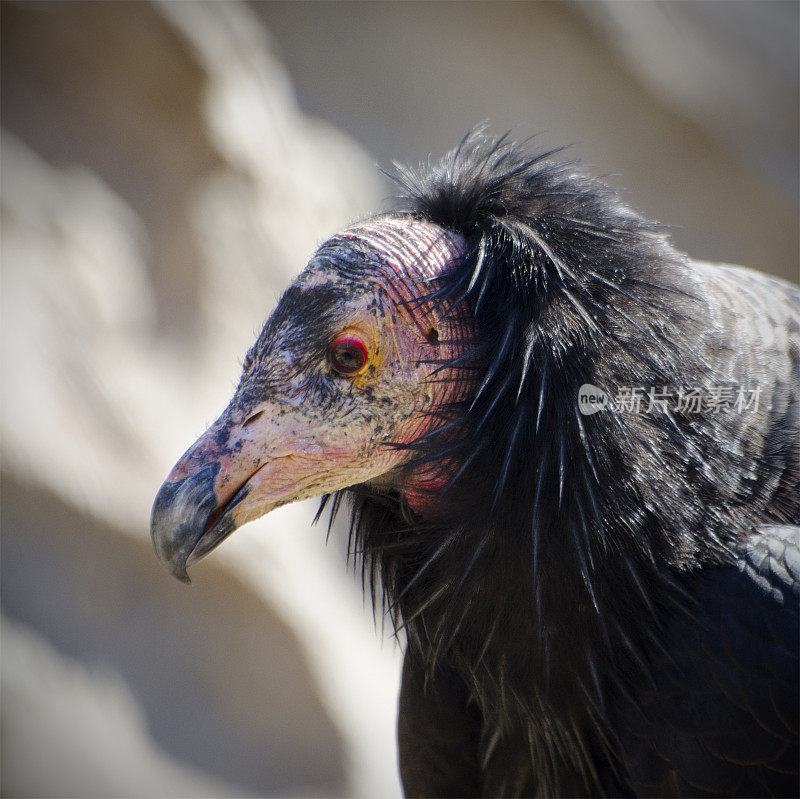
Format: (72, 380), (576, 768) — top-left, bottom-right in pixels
(151, 526), (194, 584)
(163, 553), (193, 585)
(173, 569), (192, 586)
(150, 464), (220, 584)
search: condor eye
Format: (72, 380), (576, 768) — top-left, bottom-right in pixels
(328, 334), (368, 376)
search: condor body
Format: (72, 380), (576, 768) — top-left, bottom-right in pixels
(152, 135), (799, 797)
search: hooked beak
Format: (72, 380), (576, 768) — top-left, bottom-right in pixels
(150, 461), (241, 583)
(151, 405), (313, 583)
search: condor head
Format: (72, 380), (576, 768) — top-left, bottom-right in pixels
(151, 218), (473, 582)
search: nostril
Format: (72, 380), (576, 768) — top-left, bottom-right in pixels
(242, 410), (264, 428)
(425, 327), (439, 344)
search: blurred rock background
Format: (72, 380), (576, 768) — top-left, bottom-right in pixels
(1, 2), (796, 797)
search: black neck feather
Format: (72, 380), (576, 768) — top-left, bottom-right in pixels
(320, 134), (766, 787)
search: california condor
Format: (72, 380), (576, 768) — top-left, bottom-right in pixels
(152, 134), (799, 797)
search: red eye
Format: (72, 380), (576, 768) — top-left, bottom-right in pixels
(328, 334), (369, 375)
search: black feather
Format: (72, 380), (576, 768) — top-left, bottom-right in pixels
(321, 133), (799, 797)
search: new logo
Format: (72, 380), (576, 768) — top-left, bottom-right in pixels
(577, 384), (609, 415)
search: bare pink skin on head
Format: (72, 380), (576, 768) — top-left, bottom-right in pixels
(338, 217), (476, 512)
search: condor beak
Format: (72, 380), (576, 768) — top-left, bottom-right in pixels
(150, 461), (235, 583)
(151, 404), (310, 583)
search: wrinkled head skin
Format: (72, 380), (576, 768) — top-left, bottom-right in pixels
(151, 217), (473, 581)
